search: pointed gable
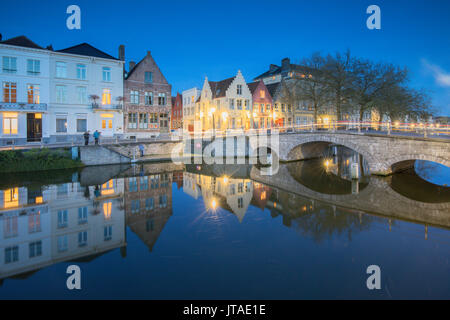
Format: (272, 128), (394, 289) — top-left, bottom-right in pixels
(125, 51), (169, 84)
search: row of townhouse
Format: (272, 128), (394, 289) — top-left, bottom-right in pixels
(181, 58), (338, 133)
(0, 34), (173, 146)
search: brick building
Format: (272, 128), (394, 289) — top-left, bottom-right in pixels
(171, 92), (182, 129)
(122, 49), (171, 138)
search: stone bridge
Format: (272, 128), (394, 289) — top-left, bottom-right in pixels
(250, 164), (450, 228)
(270, 132), (450, 175)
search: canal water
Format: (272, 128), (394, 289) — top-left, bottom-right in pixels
(0, 148), (449, 299)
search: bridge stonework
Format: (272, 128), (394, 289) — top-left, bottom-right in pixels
(275, 132), (450, 176)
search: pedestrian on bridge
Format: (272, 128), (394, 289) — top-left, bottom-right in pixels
(83, 131), (90, 146)
(93, 130), (100, 145)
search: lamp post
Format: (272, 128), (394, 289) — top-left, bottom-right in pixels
(209, 107), (216, 137)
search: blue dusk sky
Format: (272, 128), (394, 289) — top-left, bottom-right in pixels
(1, 0), (449, 115)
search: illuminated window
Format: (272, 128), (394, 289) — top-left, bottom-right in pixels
(102, 67), (111, 82)
(102, 88), (111, 105)
(101, 180), (115, 195)
(261, 191), (266, 200)
(103, 202), (112, 219)
(260, 90), (265, 98)
(27, 84), (40, 104)
(3, 82), (17, 103)
(3, 112), (18, 135)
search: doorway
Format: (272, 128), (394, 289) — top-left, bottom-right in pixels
(27, 113), (42, 142)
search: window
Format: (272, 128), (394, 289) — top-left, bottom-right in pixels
(158, 93), (166, 105)
(2, 57), (17, 73)
(57, 210), (68, 228)
(150, 113), (158, 124)
(145, 198), (154, 210)
(56, 62), (67, 78)
(237, 99), (242, 110)
(76, 64), (86, 80)
(77, 86), (87, 104)
(57, 235), (68, 252)
(146, 219), (154, 232)
(245, 99), (249, 110)
(102, 88), (111, 105)
(145, 71), (153, 83)
(77, 118), (87, 132)
(139, 113), (148, 129)
(102, 67), (111, 81)
(229, 98), (234, 109)
(145, 92), (153, 105)
(128, 113), (137, 129)
(260, 90), (265, 98)
(238, 197), (243, 208)
(5, 246), (19, 264)
(56, 85), (67, 103)
(237, 84), (242, 95)
(28, 212), (41, 233)
(27, 84), (40, 104)
(104, 226), (112, 241)
(130, 90), (139, 104)
(131, 199), (140, 213)
(27, 59), (40, 75)
(56, 118), (67, 133)
(29, 241), (42, 258)
(159, 195), (167, 208)
(3, 82), (17, 103)
(78, 231), (87, 247)
(3, 112), (18, 135)
(78, 207), (88, 224)
(101, 114), (113, 130)
(281, 104), (285, 112)
(3, 214), (18, 238)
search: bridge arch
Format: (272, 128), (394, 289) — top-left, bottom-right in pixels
(385, 154), (450, 173)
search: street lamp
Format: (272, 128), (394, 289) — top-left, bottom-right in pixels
(209, 107), (216, 136)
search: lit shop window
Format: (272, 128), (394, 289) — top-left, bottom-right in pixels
(3, 188), (19, 209)
(3, 112), (18, 135)
(101, 180), (115, 195)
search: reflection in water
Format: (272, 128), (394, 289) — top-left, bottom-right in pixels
(0, 158), (449, 298)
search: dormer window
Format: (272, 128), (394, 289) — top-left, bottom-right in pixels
(237, 84), (242, 95)
(145, 72), (153, 83)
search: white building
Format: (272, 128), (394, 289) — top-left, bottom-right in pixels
(0, 36), (50, 145)
(0, 35), (124, 146)
(182, 87), (201, 132)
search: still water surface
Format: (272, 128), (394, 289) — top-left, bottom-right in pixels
(0, 151), (449, 299)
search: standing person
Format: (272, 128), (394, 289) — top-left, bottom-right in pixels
(93, 130), (100, 145)
(83, 130), (90, 146)
(139, 144), (145, 157)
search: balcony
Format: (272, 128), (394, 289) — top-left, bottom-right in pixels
(0, 102), (47, 112)
(92, 103), (123, 111)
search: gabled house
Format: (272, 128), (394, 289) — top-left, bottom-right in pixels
(196, 70), (252, 132)
(123, 50), (171, 138)
(171, 92), (182, 130)
(247, 80), (273, 130)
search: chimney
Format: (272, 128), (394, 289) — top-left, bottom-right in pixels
(118, 45), (125, 61)
(46, 44), (53, 51)
(281, 58), (290, 71)
(129, 60), (136, 71)
(147, 50), (151, 57)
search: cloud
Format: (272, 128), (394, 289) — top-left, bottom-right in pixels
(422, 59), (450, 87)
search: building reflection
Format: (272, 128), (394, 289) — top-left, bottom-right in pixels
(0, 178), (125, 281)
(183, 171), (253, 222)
(124, 171), (173, 251)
